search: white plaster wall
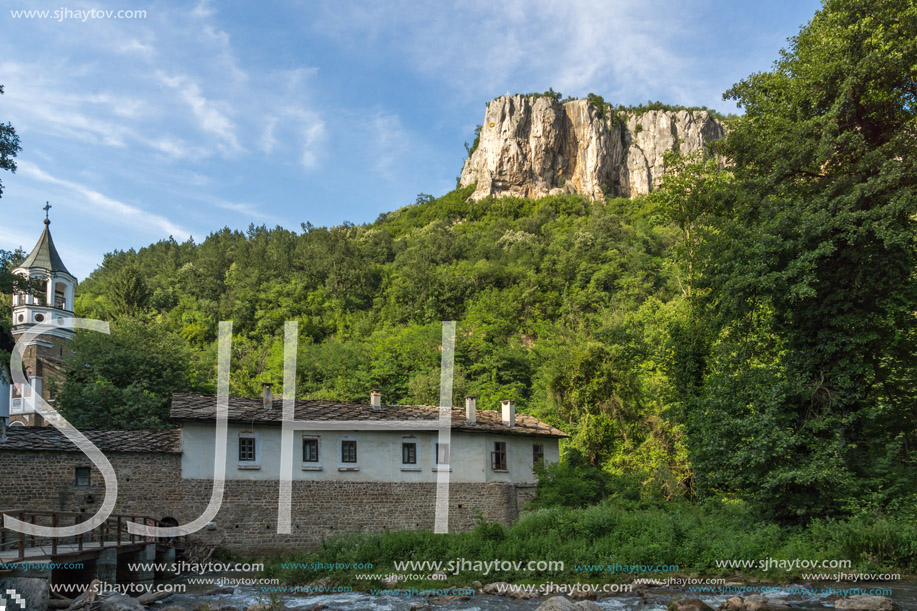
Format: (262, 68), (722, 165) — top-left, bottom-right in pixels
(180, 422), (559, 484)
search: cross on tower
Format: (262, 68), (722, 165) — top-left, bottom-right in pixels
(43, 201), (52, 219)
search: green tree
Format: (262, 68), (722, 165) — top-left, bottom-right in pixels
(689, 0), (917, 520)
(647, 150), (731, 301)
(108, 261), (150, 317)
(0, 84), (21, 200)
(0, 84), (23, 381)
(529, 448), (614, 508)
(56, 318), (204, 429)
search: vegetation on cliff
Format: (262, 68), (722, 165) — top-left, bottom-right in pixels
(48, 0), (917, 525)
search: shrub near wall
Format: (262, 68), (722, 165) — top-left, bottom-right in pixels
(264, 499), (917, 589)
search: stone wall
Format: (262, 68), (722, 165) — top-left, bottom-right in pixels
(0, 450), (530, 554)
(8, 331), (71, 427)
(514, 483), (538, 512)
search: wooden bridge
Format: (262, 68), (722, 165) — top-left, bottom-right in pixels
(0, 509), (168, 564)
(0, 509), (186, 601)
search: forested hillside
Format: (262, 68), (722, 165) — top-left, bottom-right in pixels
(51, 0), (917, 523)
(69, 188), (692, 498)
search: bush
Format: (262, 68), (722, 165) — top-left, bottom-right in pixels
(586, 93), (606, 118)
(262, 499), (917, 589)
(529, 448), (614, 508)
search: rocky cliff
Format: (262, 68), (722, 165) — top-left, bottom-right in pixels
(460, 95), (726, 200)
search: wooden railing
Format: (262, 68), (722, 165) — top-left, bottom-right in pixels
(0, 509), (184, 563)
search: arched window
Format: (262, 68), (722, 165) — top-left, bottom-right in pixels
(33, 277), (48, 306)
(54, 281), (68, 310)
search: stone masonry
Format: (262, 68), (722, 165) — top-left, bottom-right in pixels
(0, 449), (535, 554)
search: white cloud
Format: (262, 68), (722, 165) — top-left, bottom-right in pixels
(298, 120), (326, 170)
(202, 195), (283, 224)
(369, 112), (409, 179)
(261, 116), (278, 154)
(312, 0), (706, 107)
(117, 39), (154, 58)
(151, 137), (210, 161)
(156, 71), (242, 153)
(0, 225), (40, 254)
(191, 0), (216, 20)
(17, 161), (191, 239)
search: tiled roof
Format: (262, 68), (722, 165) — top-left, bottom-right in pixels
(0, 427), (181, 453)
(171, 393), (569, 439)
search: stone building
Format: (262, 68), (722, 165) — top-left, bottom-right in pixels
(3, 212), (76, 427)
(0, 212), (568, 552)
(0, 391), (566, 553)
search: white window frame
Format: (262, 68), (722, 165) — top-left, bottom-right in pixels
(237, 431), (261, 470)
(431, 439), (451, 472)
(337, 435), (359, 471)
(400, 436), (420, 471)
(301, 434), (322, 471)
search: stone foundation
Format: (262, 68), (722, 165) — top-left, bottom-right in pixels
(0, 451), (531, 554)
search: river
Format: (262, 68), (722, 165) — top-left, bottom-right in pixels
(157, 577), (917, 610)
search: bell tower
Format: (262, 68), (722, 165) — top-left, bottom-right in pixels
(7, 204), (76, 426)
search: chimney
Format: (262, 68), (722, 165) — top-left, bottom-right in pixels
(262, 382), (274, 409)
(370, 389), (382, 409)
(465, 395), (477, 425)
(501, 399), (515, 427)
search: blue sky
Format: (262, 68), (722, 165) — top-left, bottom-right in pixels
(1, 0), (822, 279)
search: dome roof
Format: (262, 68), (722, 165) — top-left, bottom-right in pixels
(19, 219), (72, 276)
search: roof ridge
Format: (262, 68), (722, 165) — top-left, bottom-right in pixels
(19, 224), (72, 276)
(170, 392), (569, 438)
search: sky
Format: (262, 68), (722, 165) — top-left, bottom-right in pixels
(0, 0), (823, 280)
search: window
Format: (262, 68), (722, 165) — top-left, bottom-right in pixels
(34, 279), (47, 306)
(491, 441), (507, 471)
(74, 467), (91, 487)
(239, 437), (256, 462)
(341, 440), (357, 463)
(402, 442), (417, 465)
(533, 444), (544, 467)
(303, 438), (319, 463)
(435, 442), (450, 465)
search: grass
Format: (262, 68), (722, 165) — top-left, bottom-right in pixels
(260, 498), (917, 591)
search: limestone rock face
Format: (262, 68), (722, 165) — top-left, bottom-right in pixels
(460, 95), (725, 200)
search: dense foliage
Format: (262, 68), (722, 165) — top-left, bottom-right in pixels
(263, 498), (917, 589)
(68, 188), (691, 494)
(0, 84), (21, 200)
(54, 317), (207, 429)
(54, 0), (916, 522)
(0, 83), (25, 379)
(681, 0), (917, 521)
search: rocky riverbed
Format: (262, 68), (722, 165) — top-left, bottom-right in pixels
(140, 578), (916, 611)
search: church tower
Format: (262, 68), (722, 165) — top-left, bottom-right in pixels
(7, 206), (76, 427)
